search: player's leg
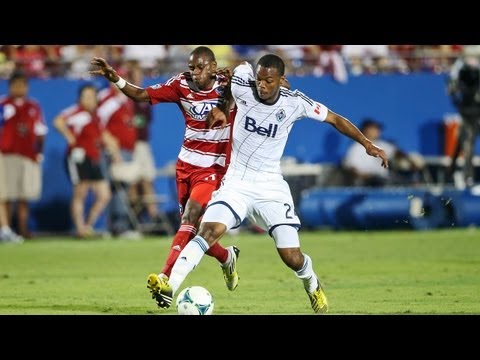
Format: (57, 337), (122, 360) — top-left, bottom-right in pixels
(148, 187), (246, 308)
(168, 207), (237, 294)
(272, 226), (328, 314)
(255, 179), (328, 313)
(178, 182), (240, 290)
(71, 182), (89, 237)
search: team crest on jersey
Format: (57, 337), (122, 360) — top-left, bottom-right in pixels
(150, 84), (162, 90)
(188, 100), (219, 120)
(215, 86), (225, 96)
(276, 109), (286, 122)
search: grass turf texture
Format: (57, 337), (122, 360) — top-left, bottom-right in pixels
(0, 229), (479, 314)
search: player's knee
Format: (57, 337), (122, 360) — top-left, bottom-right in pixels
(198, 222), (226, 246)
(181, 202), (203, 224)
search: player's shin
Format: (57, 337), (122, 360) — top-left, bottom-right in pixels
(168, 235), (210, 293)
(295, 254), (319, 294)
(161, 223), (197, 277)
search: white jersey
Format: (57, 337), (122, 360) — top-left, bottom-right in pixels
(228, 62), (329, 181)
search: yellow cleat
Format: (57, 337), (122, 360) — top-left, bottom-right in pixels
(147, 273), (173, 309)
(221, 246), (240, 291)
(307, 282), (328, 314)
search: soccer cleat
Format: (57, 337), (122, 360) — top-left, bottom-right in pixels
(307, 281), (329, 314)
(147, 273), (173, 309)
(221, 246), (240, 291)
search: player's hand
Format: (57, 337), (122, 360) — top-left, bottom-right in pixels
(365, 142), (389, 168)
(90, 57), (120, 82)
(215, 67), (232, 80)
(205, 107), (228, 129)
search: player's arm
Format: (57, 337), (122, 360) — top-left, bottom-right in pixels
(53, 115), (76, 146)
(325, 110), (389, 168)
(90, 57), (150, 102)
(206, 67), (234, 129)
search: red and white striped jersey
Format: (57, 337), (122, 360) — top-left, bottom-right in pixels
(146, 72), (231, 168)
(58, 104), (103, 162)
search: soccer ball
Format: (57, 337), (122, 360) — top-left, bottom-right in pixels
(176, 286), (214, 315)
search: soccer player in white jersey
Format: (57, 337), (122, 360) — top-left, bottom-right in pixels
(90, 47), (240, 309)
(142, 54), (389, 313)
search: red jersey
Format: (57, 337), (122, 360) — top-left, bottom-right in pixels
(98, 87), (137, 151)
(59, 104), (103, 162)
(0, 96), (47, 161)
(146, 72), (231, 168)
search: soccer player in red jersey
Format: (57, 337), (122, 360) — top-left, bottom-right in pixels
(91, 46), (239, 309)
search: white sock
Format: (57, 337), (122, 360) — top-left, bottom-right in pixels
(169, 235), (210, 294)
(295, 254), (319, 294)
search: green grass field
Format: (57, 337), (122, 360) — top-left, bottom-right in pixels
(1, 228), (479, 315)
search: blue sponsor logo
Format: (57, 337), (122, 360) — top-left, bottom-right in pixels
(244, 116), (278, 138)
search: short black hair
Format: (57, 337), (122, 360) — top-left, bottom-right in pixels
(257, 54), (285, 76)
(190, 46), (216, 62)
(360, 118), (383, 132)
(8, 71), (28, 85)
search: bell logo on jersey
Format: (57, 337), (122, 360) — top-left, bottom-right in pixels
(244, 116), (278, 138)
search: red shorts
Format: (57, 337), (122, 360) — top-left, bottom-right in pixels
(175, 159), (227, 215)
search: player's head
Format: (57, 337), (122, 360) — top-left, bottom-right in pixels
(8, 71), (29, 99)
(78, 84), (98, 113)
(188, 46), (217, 90)
(255, 54), (286, 103)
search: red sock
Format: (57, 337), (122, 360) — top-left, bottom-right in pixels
(206, 242), (229, 264)
(161, 224), (197, 277)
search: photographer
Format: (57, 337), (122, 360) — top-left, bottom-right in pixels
(447, 52), (480, 188)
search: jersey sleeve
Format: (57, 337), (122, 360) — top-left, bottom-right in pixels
(231, 62), (255, 100)
(145, 75), (181, 105)
(294, 90), (329, 122)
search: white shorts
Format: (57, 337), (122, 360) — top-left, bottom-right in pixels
(202, 176), (301, 236)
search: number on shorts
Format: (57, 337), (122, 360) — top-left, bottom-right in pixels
(284, 203), (293, 219)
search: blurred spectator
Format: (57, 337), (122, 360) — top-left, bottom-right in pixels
(60, 45), (107, 79)
(342, 118), (425, 187)
(97, 71), (141, 238)
(0, 46), (15, 79)
(128, 62), (160, 223)
(122, 45), (168, 77)
(310, 45), (348, 83)
(447, 48), (480, 188)
(342, 45), (390, 75)
(0, 118), (23, 243)
(53, 84), (114, 238)
(0, 72), (48, 238)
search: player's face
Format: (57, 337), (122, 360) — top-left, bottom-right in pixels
(9, 78), (28, 98)
(255, 65), (284, 103)
(188, 54), (217, 90)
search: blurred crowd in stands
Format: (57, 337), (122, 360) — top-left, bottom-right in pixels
(0, 45), (474, 82)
